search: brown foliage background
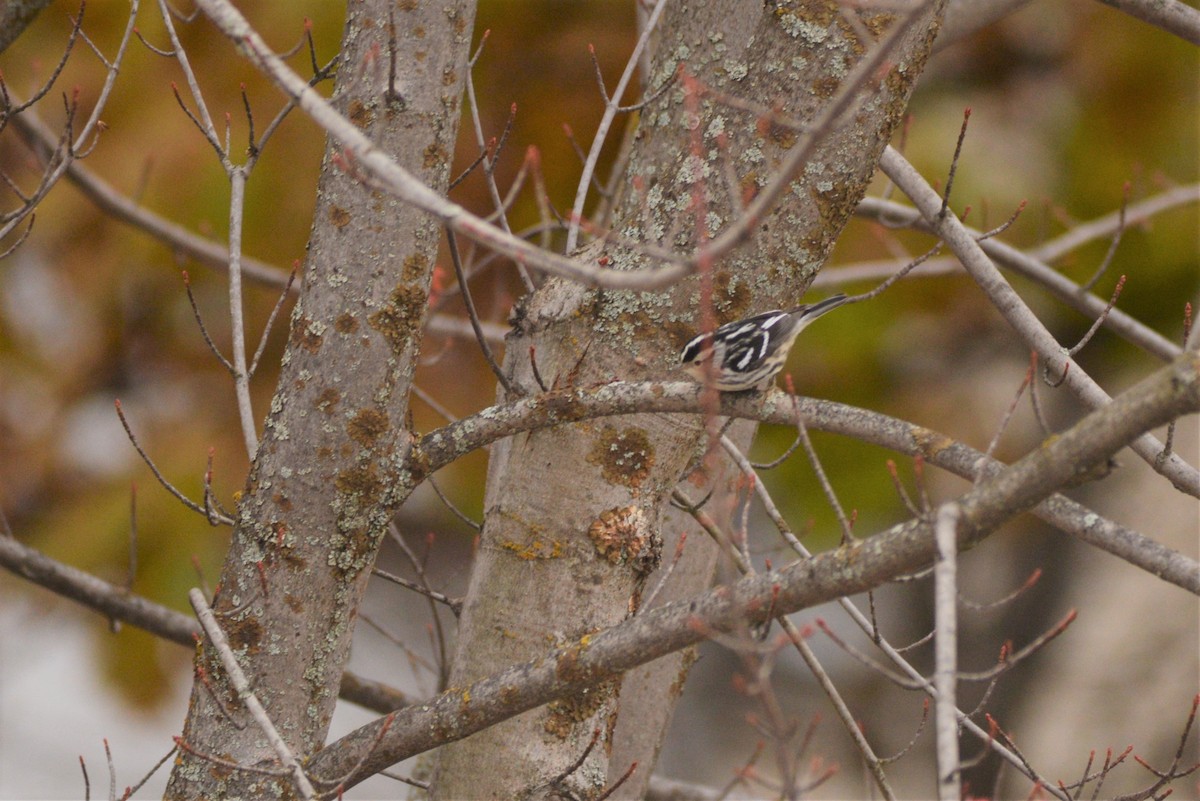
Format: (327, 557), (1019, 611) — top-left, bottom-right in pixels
(0, 0), (1195, 797)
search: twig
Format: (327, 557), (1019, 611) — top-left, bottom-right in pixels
(104, 739), (116, 801)
(784, 376), (854, 543)
(114, 399), (234, 525)
(0, 0), (139, 241)
(1079, 183), (1129, 292)
(249, 262), (299, 376)
(933, 503), (961, 801)
(387, 525), (452, 688)
(878, 146), (1199, 496)
(855, 192), (1190, 363)
(982, 352), (1036, 463)
(1158, 302), (1193, 469)
(446, 228), (516, 395)
(427, 475), (482, 531)
(939, 108), (971, 220)
(188, 588), (316, 799)
(181, 271), (234, 371)
(1068, 274), (1126, 358)
(564, 0), (669, 255)
(121, 745), (179, 801)
(78, 755), (90, 801)
(462, 40), (534, 291)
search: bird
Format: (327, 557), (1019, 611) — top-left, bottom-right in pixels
(679, 293), (849, 391)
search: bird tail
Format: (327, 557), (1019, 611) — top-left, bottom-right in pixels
(791, 293), (849, 322)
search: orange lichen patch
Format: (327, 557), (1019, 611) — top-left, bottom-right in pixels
(334, 463), (384, 506)
(223, 614), (263, 655)
(424, 142), (449, 169)
(500, 537), (564, 561)
(348, 98), (374, 129)
(402, 252), (430, 283)
(543, 680), (616, 739)
(292, 315), (323, 354)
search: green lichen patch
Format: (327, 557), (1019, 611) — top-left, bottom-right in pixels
(544, 679), (616, 740)
(334, 463), (384, 506)
(587, 426), (654, 489)
(368, 282), (426, 354)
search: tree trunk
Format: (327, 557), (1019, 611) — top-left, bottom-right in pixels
(431, 1), (946, 797)
(164, 2), (476, 797)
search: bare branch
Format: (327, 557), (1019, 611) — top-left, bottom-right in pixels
(1092, 0), (1200, 44)
(564, 0), (669, 254)
(189, 588), (317, 799)
(413, 380), (1200, 594)
(934, 503), (961, 801)
(878, 146), (1199, 496)
(853, 191), (1192, 362)
(307, 351), (1200, 789)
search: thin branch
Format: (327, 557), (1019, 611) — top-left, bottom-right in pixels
(784, 376), (854, 544)
(114, 399), (235, 525)
(225, 168), (258, 459)
(192, 0), (933, 292)
(189, 588), (315, 799)
(427, 475), (482, 531)
(1079, 183), (1128, 292)
(413, 380), (1200, 594)
(306, 351), (1199, 791)
(1091, 0), (1200, 45)
(939, 108), (971, 220)
(564, 0), (669, 254)
(7, 107), (293, 288)
(181, 271), (234, 371)
(446, 228), (515, 395)
(934, 504), (961, 801)
(878, 146), (1199, 496)
(249, 262), (299, 376)
(854, 193), (1189, 363)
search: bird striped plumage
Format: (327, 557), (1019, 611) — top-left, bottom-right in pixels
(679, 294), (848, 391)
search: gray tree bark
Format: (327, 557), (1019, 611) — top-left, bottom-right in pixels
(164, 1), (476, 797)
(431, 1), (947, 797)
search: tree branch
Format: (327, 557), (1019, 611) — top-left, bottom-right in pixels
(1092, 0), (1200, 44)
(0, 532), (411, 714)
(410, 380), (1199, 594)
(308, 349), (1200, 789)
(878, 146), (1199, 496)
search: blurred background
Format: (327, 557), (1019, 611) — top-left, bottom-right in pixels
(0, 1), (1196, 798)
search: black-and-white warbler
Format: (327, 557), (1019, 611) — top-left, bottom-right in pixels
(680, 293), (849, 391)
